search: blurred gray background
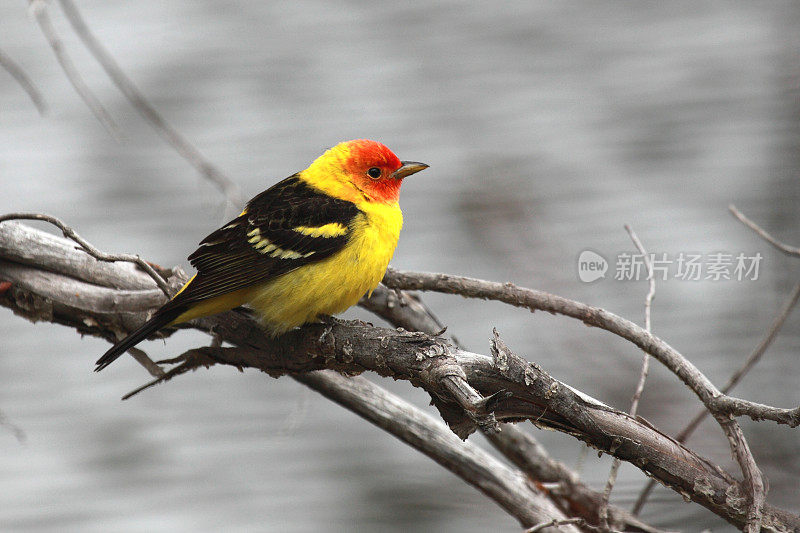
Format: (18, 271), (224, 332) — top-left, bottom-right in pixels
(2, 1), (800, 531)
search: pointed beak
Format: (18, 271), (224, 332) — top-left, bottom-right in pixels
(392, 161), (429, 179)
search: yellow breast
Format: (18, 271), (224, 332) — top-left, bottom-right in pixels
(247, 201), (403, 334)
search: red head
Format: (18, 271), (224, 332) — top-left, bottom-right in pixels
(308, 139), (428, 204)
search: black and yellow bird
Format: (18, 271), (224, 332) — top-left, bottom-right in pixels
(95, 139), (427, 371)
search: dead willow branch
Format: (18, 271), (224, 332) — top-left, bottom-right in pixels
(381, 270), (786, 531)
(362, 286), (659, 532)
(381, 269), (800, 429)
(2, 221), (799, 530)
(632, 281), (800, 515)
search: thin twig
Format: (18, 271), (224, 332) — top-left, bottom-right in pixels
(632, 281), (800, 514)
(28, 0), (119, 138)
(718, 284), (800, 397)
(0, 213), (170, 296)
(126, 347), (165, 378)
(600, 225), (656, 528)
(624, 224), (656, 418)
(526, 517), (613, 533)
(122, 355), (203, 400)
(57, 0), (243, 212)
(0, 47), (47, 114)
(729, 204), (800, 257)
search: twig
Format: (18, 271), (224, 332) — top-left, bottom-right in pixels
(126, 347), (165, 378)
(729, 204), (800, 257)
(526, 517), (608, 533)
(122, 353), (206, 400)
(0, 47), (47, 114)
(56, 0), (243, 212)
(716, 282), (800, 398)
(632, 281), (800, 515)
(624, 224), (655, 418)
(600, 225), (656, 529)
(28, 0), (119, 138)
(0, 213), (171, 296)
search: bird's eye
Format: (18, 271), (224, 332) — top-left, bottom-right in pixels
(367, 167), (382, 179)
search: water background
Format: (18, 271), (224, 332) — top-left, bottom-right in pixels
(2, 2), (800, 531)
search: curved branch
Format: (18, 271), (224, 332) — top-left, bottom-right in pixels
(296, 371), (578, 531)
(382, 268), (799, 429)
(729, 204), (800, 257)
(0, 215), (172, 296)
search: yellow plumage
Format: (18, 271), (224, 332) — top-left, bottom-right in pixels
(248, 201), (402, 334)
(171, 201), (402, 332)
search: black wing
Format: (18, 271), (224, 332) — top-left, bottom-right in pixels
(163, 175), (360, 310)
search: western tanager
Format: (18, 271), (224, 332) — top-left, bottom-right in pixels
(95, 139), (427, 371)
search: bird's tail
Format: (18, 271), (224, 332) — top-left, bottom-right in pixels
(94, 307), (183, 372)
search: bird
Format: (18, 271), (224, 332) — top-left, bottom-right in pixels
(95, 139), (427, 371)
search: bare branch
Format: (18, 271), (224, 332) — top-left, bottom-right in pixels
(127, 347), (165, 378)
(382, 268), (800, 428)
(0, 214), (171, 296)
(28, 0), (119, 138)
(382, 268), (776, 530)
(623, 223), (655, 418)
(729, 204), (800, 257)
(56, 0), (244, 211)
(0, 47), (47, 114)
(633, 281), (800, 515)
(364, 285), (660, 532)
(716, 282), (800, 398)
(295, 371), (579, 531)
(162, 326), (792, 530)
(484, 426), (664, 533)
(0, 215), (176, 378)
(526, 517), (608, 533)
(3, 221), (799, 530)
